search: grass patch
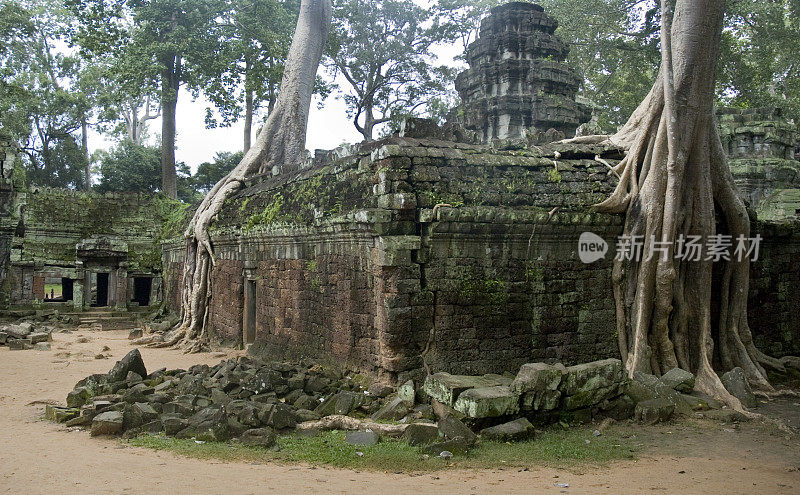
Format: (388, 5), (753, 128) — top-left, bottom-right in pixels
(127, 426), (637, 472)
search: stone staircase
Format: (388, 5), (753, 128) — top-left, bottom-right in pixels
(64, 309), (143, 331)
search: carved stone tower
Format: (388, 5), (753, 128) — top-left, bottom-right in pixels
(454, 2), (590, 143)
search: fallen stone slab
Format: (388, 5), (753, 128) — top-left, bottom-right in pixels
(45, 405), (80, 423)
(107, 349), (148, 383)
(480, 418), (536, 442)
(398, 380), (415, 406)
(560, 359), (626, 411)
(91, 411), (124, 436)
(371, 396), (409, 421)
(635, 398), (675, 424)
(6, 324), (31, 339)
(424, 373), (512, 406)
(368, 383), (394, 398)
(721, 367), (758, 409)
(8, 338), (32, 350)
(453, 386), (519, 418)
(239, 427), (277, 448)
(345, 430), (380, 446)
(34, 342), (51, 351)
(29, 332), (51, 345)
(402, 423), (439, 446)
(314, 391), (364, 417)
(0, 331), (7, 344)
(660, 368), (695, 393)
(128, 329), (143, 340)
(511, 362), (565, 411)
(438, 414), (477, 446)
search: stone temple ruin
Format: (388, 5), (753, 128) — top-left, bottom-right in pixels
(1, 2), (799, 385)
(0, 146), (165, 313)
(453, 2), (591, 143)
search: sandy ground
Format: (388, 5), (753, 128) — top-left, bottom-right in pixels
(1, 328), (799, 495)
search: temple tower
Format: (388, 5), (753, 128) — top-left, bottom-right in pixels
(454, 2), (590, 143)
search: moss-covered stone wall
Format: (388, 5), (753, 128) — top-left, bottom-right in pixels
(163, 137), (624, 382)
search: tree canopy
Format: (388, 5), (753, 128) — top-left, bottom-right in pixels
(328, 0), (453, 141)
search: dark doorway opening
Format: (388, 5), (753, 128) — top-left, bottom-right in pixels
(62, 278), (74, 301)
(93, 272), (109, 307)
(133, 277), (152, 306)
(245, 279), (256, 344)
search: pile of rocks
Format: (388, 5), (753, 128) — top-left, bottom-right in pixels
(53, 351), (753, 456)
(0, 321), (54, 351)
(424, 358), (742, 429)
(51, 349), (398, 447)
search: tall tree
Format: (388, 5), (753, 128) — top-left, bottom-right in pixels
(1, 0), (92, 190)
(139, 0), (332, 351)
(67, 0), (231, 198)
(204, 0), (297, 152)
(329, 0), (453, 141)
(719, 0), (800, 126)
(570, 0), (782, 409)
(538, 0), (660, 132)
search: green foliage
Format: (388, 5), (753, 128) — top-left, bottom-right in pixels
(459, 277), (510, 306)
(194, 151), (242, 194)
(244, 193), (286, 231)
(328, 0), (455, 140)
(548, 168), (563, 183)
(203, 0), (297, 134)
(95, 140), (161, 193)
(66, 0), (236, 194)
(128, 426), (635, 471)
(0, 0), (93, 189)
(719, 0), (800, 129)
(155, 194), (191, 240)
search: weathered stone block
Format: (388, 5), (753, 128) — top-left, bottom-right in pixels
(402, 423), (440, 446)
(453, 386), (519, 418)
(660, 368), (695, 393)
(721, 367), (758, 409)
(91, 411), (124, 436)
(511, 362), (564, 411)
(345, 430), (380, 446)
(371, 396), (409, 421)
(560, 359), (626, 410)
(480, 418), (535, 442)
(635, 398), (675, 424)
(239, 427), (277, 448)
(424, 373), (512, 406)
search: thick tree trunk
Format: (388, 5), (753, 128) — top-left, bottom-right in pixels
(244, 88), (253, 153)
(160, 55), (181, 200)
(150, 0), (332, 352)
(81, 117), (90, 191)
(244, 61), (254, 153)
(590, 0), (781, 410)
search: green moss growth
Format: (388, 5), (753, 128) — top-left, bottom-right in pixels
(548, 168), (563, 183)
(459, 278), (510, 306)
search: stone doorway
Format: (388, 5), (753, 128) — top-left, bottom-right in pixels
(133, 277), (152, 307)
(93, 272), (109, 307)
(244, 279), (256, 345)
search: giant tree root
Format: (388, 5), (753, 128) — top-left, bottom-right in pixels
(157, 0), (332, 352)
(295, 415), (411, 437)
(558, 0), (792, 413)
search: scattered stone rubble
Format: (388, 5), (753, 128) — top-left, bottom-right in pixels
(50, 350), (766, 457)
(0, 314), (65, 351)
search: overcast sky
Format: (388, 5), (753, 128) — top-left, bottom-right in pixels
(90, 1), (466, 172)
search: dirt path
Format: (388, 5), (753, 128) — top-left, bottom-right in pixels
(1, 329), (799, 494)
